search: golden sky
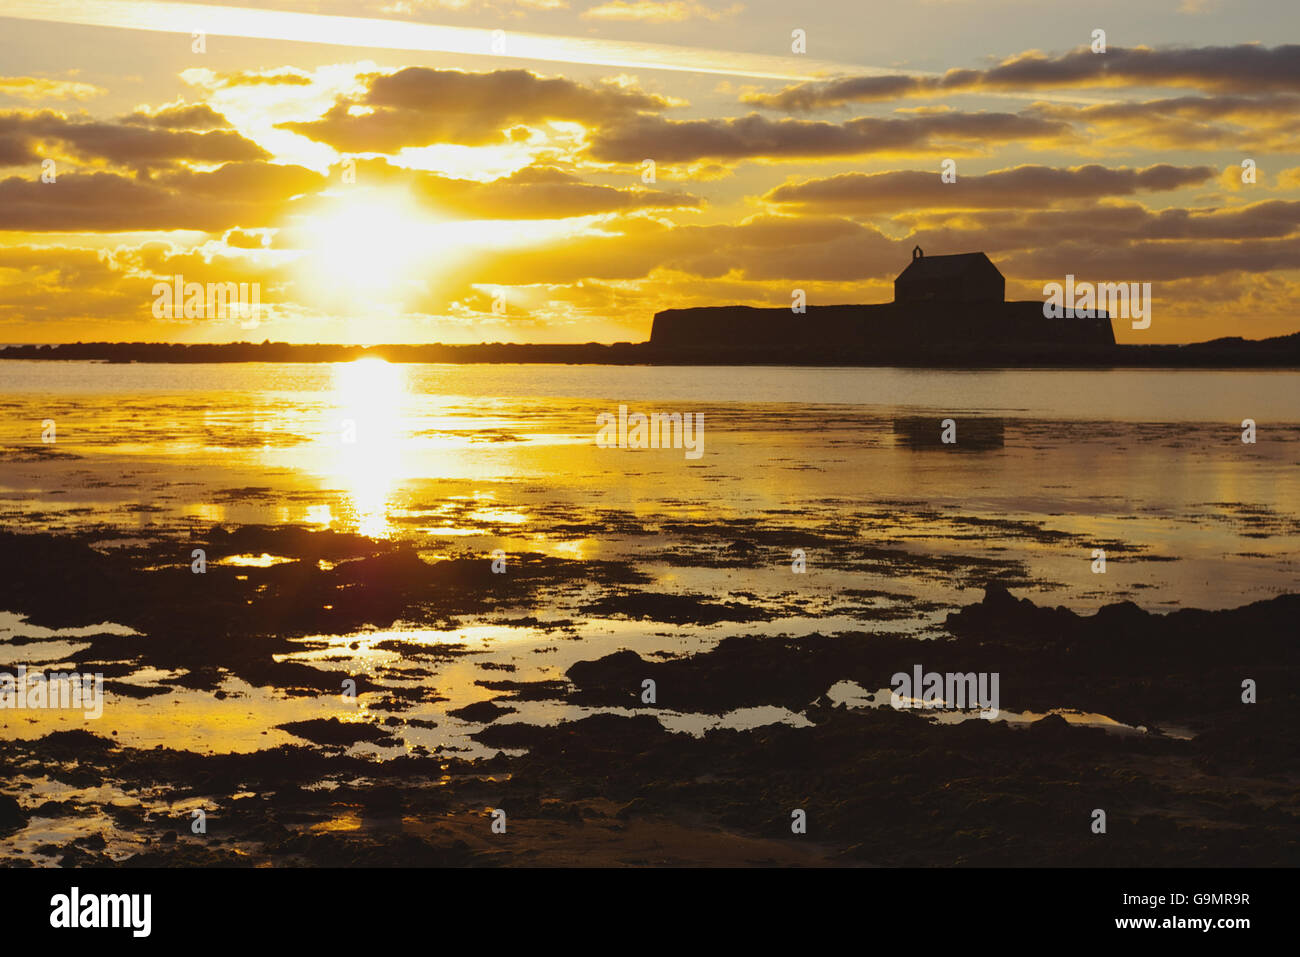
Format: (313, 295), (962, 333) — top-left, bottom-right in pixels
(1, 0), (1298, 344)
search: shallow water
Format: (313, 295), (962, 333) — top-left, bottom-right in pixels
(2, 361), (1296, 597)
(0, 361), (1297, 763)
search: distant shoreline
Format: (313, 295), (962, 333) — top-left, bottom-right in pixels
(2, 335), (1299, 368)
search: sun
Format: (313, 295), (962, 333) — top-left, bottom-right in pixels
(295, 188), (455, 312)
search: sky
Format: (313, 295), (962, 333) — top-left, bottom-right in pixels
(0, 0), (1297, 345)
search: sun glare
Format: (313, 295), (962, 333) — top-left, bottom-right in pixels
(327, 358), (408, 538)
(297, 191), (454, 312)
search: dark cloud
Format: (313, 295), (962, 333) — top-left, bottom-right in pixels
(122, 103), (233, 130)
(0, 132), (36, 166)
(1001, 236), (1300, 282)
(154, 161), (326, 201)
(586, 110), (1073, 163)
(0, 172), (207, 231)
(898, 201), (1300, 278)
(0, 109), (266, 171)
(462, 198), (1300, 290)
(282, 68), (670, 152)
(748, 45), (1300, 111)
(222, 228), (273, 249)
(0, 161), (325, 231)
(1023, 93), (1300, 151)
(1032, 92), (1300, 124)
(766, 164), (1216, 213)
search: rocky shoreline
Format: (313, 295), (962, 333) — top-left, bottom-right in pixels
(0, 523), (1294, 867)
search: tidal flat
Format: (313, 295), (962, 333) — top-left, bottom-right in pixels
(0, 363), (1296, 865)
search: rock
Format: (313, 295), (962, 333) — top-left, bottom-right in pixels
(447, 700), (517, 723)
(0, 795), (27, 833)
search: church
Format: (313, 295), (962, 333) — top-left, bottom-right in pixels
(648, 249), (1116, 360)
(894, 248), (1004, 305)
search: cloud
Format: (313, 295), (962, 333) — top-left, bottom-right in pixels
(382, 0), (569, 12)
(281, 67), (671, 152)
(463, 214), (901, 285)
(121, 103), (234, 130)
(197, 68), (314, 88)
(894, 200), (1300, 277)
(0, 244), (148, 328)
(1028, 92), (1300, 124)
(3, 32), (1300, 344)
(587, 110), (1073, 163)
(765, 164), (1216, 213)
(351, 158), (703, 218)
(0, 162), (326, 232)
(747, 44), (1300, 110)
(153, 161), (327, 202)
(0, 108), (267, 171)
(222, 228), (275, 249)
(1025, 93), (1300, 152)
(0, 76), (104, 102)
(5, 195), (1300, 341)
(1000, 235), (1300, 283)
(580, 1), (743, 23)
(454, 198), (1300, 294)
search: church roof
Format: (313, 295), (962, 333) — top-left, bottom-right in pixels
(895, 251), (1002, 283)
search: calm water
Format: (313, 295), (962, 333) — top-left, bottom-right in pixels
(1, 361), (1296, 596)
(0, 361), (1296, 762)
